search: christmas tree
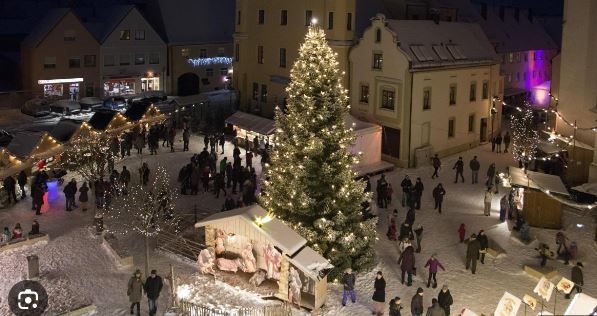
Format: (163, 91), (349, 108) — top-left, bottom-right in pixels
(260, 25), (376, 276)
(510, 107), (539, 167)
(61, 132), (117, 185)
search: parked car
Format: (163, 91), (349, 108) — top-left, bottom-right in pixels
(102, 96), (128, 111)
(50, 99), (81, 115)
(0, 130), (12, 147)
(21, 98), (51, 117)
(79, 97), (103, 110)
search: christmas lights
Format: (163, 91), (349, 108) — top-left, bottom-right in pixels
(187, 57), (233, 67)
(510, 107), (539, 165)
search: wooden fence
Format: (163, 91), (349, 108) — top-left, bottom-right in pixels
(156, 230), (205, 261)
(177, 300), (292, 316)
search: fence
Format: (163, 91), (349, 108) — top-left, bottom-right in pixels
(156, 230), (205, 261)
(177, 300), (292, 316)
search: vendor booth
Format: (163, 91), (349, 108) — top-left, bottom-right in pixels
(194, 205), (332, 311)
(0, 149), (24, 180)
(502, 167), (569, 229)
(225, 111), (275, 149)
(49, 119), (93, 144)
(346, 115), (394, 176)
(564, 293), (597, 315)
(124, 102), (167, 125)
(88, 109), (131, 134)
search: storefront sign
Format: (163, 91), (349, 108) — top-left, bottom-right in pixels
(38, 78), (84, 84)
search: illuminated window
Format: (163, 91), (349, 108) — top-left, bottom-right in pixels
(360, 85), (369, 103)
(120, 30), (130, 40)
(381, 89), (395, 110)
(373, 53), (383, 70)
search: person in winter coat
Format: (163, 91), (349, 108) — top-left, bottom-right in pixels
(414, 225), (424, 253)
(424, 254), (445, 288)
(406, 207), (416, 226)
(31, 182), (44, 215)
(144, 269), (163, 316)
(499, 194), (509, 222)
(486, 163), (496, 188)
(341, 268), (356, 306)
(386, 183), (394, 205)
(411, 288), (424, 316)
(182, 128), (190, 152)
(119, 166), (131, 194)
(219, 134), (226, 154)
(387, 217), (397, 241)
(458, 224), (466, 243)
(483, 189), (492, 216)
(431, 154), (441, 179)
(477, 230), (489, 264)
(503, 132), (511, 153)
(400, 175), (412, 207)
(12, 223), (23, 239)
(426, 298), (445, 316)
(168, 126), (176, 152)
(18, 170), (27, 199)
(452, 157), (464, 183)
(413, 178), (424, 209)
(63, 178), (77, 211)
(398, 245), (415, 286)
(466, 234), (481, 274)
(79, 182), (89, 211)
(372, 271), (386, 315)
(432, 184), (446, 214)
(3, 176), (17, 204)
(389, 297), (402, 316)
(496, 134), (503, 153)
(29, 219), (40, 235)
(1, 227), (10, 243)
(438, 285), (453, 316)
(128, 269), (144, 315)
(566, 262), (584, 299)
(399, 222), (413, 241)
(139, 163), (150, 186)
(469, 156), (480, 184)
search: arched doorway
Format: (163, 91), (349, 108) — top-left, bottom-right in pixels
(178, 73), (199, 96)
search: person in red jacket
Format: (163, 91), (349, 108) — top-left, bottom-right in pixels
(458, 223), (466, 243)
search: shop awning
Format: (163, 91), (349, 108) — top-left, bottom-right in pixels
(508, 167), (569, 197)
(225, 111), (275, 136)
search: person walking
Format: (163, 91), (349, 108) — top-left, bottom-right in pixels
(486, 163), (496, 188)
(477, 230), (489, 264)
(432, 184), (446, 214)
(376, 174), (388, 208)
(438, 285), (453, 316)
(219, 134), (225, 154)
(78, 182), (89, 212)
(144, 269), (163, 316)
(499, 194), (509, 222)
(119, 166), (131, 194)
(484, 189), (493, 216)
(31, 182), (44, 215)
(389, 297), (402, 316)
(431, 155), (441, 179)
(566, 262), (583, 299)
(63, 178), (77, 211)
(414, 225), (423, 253)
(469, 156), (480, 184)
(452, 157), (464, 183)
(400, 175), (412, 207)
(496, 134), (503, 153)
(127, 269), (144, 316)
(17, 170), (27, 199)
(426, 298), (445, 316)
(341, 268), (356, 306)
(458, 223), (466, 243)
(372, 271), (386, 316)
(168, 126), (176, 152)
(386, 183), (394, 205)
(140, 163), (150, 186)
(3, 176), (17, 204)
(503, 132), (511, 153)
(413, 178), (424, 210)
(424, 254), (445, 288)
(411, 288), (424, 316)
(182, 128), (190, 152)
(466, 234), (481, 274)
(398, 244), (415, 286)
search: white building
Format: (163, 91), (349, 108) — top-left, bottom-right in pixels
(349, 15), (502, 167)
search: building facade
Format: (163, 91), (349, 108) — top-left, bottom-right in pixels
(21, 9), (101, 100)
(350, 16), (502, 167)
(233, 0), (356, 118)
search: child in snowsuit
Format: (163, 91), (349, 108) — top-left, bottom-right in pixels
(458, 224), (466, 243)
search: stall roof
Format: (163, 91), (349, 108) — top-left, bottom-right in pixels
(79, 97), (103, 106)
(564, 293), (597, 315)
(88, 109), (121, 131)
(542, 131), (594, 151)
(6, 131), (46, 159)
(508, 167), (569, 196)
(124, 102), (152, 121)
(51, 99), (81, 110)
(49, 119), (83, 143)
(345, 114), (380, 134)
(195, 205), (307, 255)
(288, 246), (333, 280)
(225, 111), (275, 136)
(174, 94), (208, 107)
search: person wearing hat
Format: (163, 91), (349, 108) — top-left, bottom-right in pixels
(438, 285), (453, 316)
(389, 296), (402, 316)
(426, 298), (445, 316)
(145, 269), (163, 315)
(127, 269), (144, 315)
(566, 262), (584, 299)
(411, 288), (424, 316)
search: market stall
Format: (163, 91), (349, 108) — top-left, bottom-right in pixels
(0, 148), (24, 181)
(225, 111), (275, 150)
(49, 119), (93, 144)
(502, 167), (569, 229)
(564, 293), (597, 315)
(88, 109), (131, 134)
(346, 115), (394, 176)
(194, 205), (332, 311)
(124, 102), (167, 125)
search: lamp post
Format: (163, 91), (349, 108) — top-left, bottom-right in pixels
(491, 98), (498, 142)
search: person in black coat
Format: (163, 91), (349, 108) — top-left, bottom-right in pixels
(406, 207), (416, 226)
(437, 285), (453, 316)
(400, 175), (412, 207)
(452, 157), (464, 183)
(372, 271), (386, 316)
(31, 182), (44, 215)
(413, 178), (424, 210)
(3, 176), (18, 204)
(411, 287), (424, 316)
(63, 179), (77, 211)
(17, 170), (27, 199)
(432, 184), (446, 214)
(477, 230), (489, 264)
(144, 269), (163, 316)
(389, 297), (402, 316)
(566, 262), (584, 299)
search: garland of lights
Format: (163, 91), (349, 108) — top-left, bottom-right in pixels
(187, 57), (233, 67)
(510, 106), (539, 165)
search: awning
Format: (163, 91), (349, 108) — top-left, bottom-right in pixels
(503, 87), (527, 97)
(225, 111), (275, 136)
(508, 167), (569, 196)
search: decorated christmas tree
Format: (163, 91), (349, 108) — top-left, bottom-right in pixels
(260, 25), (376, 276)
(61, 132), (117, 185)
(510, 107), (539, 167)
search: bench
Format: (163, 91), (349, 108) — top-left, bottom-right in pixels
(0, 234), (49, 252)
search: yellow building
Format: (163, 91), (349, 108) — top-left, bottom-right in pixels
(233, 0), (356, 118)
(350, 16), (503, 167)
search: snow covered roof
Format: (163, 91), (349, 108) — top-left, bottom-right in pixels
(287, 246), (333, 280)
(88, 109), (118, 131)
(384, 19), (498, 69)
(195, 205), (307, 255)
(174, 94), (209, 107)
(49, 119), (84, 143)
(6, 131), (46, 159)
(76, 5), (134, 43)
(21, 8), (70, 48)
(564, 293), (597, 315)
(508, 167), (569, 197)
(157, 0), (234, 45)
(225, 111), (275, 136)
(345, 115), (381, 135)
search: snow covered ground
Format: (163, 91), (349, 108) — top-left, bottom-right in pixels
(0, 131), (595, 315)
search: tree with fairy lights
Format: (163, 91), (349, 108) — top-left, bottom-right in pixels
(61, 132), (117, 185)
(510, 107), (539, 168)
(106, 165), (180, 276)
(260, 25), (376, 277)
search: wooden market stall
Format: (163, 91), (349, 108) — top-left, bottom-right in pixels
(225, 111), (275, 150)
(87, 109), (131, 134)
(124, 102), (167, 125)
(194, 205), (333, 311)
(0, 148), (24, 180)
(49, 118), (93, 144)
(504, 167), (570, 229)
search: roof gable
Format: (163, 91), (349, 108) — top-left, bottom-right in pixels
(77, 5), (134, 43)
(21, 8), (70, 48)
(88, 109), (118, 131)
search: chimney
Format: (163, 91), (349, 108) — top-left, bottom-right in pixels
(481, 3), (487, 20)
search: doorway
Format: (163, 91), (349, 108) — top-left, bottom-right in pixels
(480, 118), (488, 143)
(178, 73), (200, 96)
(381, 126), (401, 159)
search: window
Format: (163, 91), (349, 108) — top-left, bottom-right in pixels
(448, 118), (455, 138)
(217, 47), (225, 57)
(305, 10), (313, 26)
(469, 82), (476, 101)
(468, 114), (475, 132)
(104, 55), (114, 66)
(206, 68), (214, 77)
(64, 30), (76, 41)
(252, 82), (259, 100)
(449, 84), (457, 105)
(508, 53), (514, 63)
(524, 52), (528, 62)
(515, 52), (521, 63)
(258, 10), (265, 24)
(237, 10), (241, 25)
(375, 28), (381, 43)
(381, 89), (395, 110)
(149, 53), (159, 64)
(134, 53), (145, 65)
(119, 54), (130, 65)
(84, 55), (96, 67)
(516, 72), (520, 82)
(257, 45), (264, 64)
(120, 30), (130, 40)
(220, 68), (228, 75)
(482, 81), (489, 99)
(279, 48), (286, 68)
(372, 53), (383, 70)
(134, 30), (145, 40)
(235, 43), (240, 62)
(260, 84), (268, 103)
(347, 13), (353, 30)
(43, 57), (56, 69)
(328, 12), (334, 29)
(423, 88), (431, 110)
(359, 85), (369, 103)
(281, 10), (288, 25)
(181, 48), (190, 58)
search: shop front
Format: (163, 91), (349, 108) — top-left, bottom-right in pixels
(104, 78), (136, 96)
(38, 78), (83, 100)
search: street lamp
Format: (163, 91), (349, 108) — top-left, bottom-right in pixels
(491, 98), (498, 142)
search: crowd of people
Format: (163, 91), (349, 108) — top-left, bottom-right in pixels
(0, 220), (41, 244)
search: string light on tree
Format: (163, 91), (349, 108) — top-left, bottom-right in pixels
(510, 107), (539, 167)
